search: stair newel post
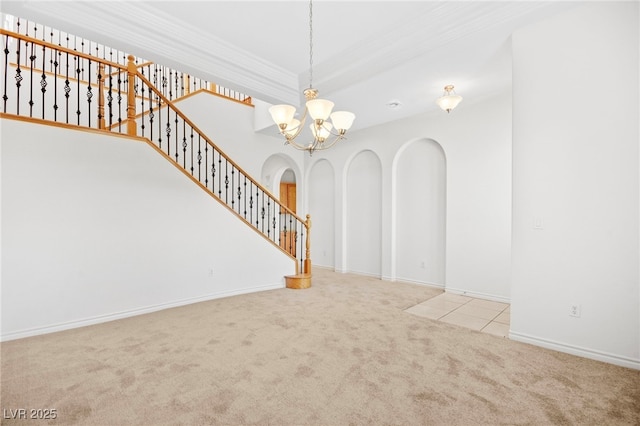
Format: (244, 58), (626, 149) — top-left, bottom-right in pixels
(97, 63), (105, 130)
(126, 55), (137, 136)
(304, 214), (312, 275)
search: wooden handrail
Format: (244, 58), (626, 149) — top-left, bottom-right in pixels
(131, 57), (304, 224)
(1, 26), (309, 272)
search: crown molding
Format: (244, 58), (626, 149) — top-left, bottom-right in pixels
(10, 1), (301, 106)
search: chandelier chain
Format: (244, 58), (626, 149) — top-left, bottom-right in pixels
(268, 0), (354, 155)
(308, 0), (313, 88)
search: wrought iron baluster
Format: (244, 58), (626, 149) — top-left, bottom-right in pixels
(75, 56), (81, 124)
(243, 177), (247, 219)
(218, 154), (222, 198)
(3, 34), (9, 112)
(237, 173), (242, 214)
(210, 146), (215, 192)
(189, 127), (193, 174)
(14, 37), (23, 115)
(231, 166), (235, 209)
(157, 94), (162, 149)
(279, 211), (284, 248)
(162, 67), (167, 99)
(181, 120), (186, 167)
(256, 185), (260, 229)
(289, 214), (296, 256)
(173, 69), (178, 100)
(148, 66), (154, 140)
(197, 135), (202, 182)
(299, 224), (303, 271)
(272, 202), (277, 243)
(87, 57), (92, 127)
(225, 161), (229, 204)
(267, 198), (271, 238)
(79, 40), (85, 80)
(132, 73), (139, 136)
(249, 181), (254, 225)
(261, 192), (265, 233)
(40, 42), (46, 119)
(140, 66), (146, 137)
(117, 70), (122, 131)
(107, 66), (113, 128)
(204, 142), (209, 188)
(49, 30), (55, 72)
(53, 49), (59, 121)
(64, 46), (69, 123)
(28, 39), (34, 117)
(173, 110), (179, 162)
(152, 64), (157, 92)
(165, 98), (171, 155)
(97, 62), (104, 129)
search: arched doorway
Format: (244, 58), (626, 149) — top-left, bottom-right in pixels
(279, 169), (297, 214)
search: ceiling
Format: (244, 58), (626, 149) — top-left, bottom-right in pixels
(1, 1), (577, 132)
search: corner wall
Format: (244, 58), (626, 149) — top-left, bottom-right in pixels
(510, 1), (639, 368)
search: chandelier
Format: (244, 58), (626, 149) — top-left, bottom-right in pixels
(436, 85), (463, 113)
(268, 0), (355, 155)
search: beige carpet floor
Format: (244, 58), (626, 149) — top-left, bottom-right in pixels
(1, 268), (639, 425)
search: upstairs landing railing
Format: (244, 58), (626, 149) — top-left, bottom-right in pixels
(0, 26), (311, 275)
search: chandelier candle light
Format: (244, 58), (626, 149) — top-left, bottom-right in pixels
(269, 0), (355, 155)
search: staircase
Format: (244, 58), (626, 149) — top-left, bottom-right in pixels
(0, 19), (312, 287)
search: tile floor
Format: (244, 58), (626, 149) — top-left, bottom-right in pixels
(405, 292), (510, 338)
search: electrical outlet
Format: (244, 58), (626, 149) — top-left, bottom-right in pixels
(569, 303), (581, 317)
(208, 268), (214, 278)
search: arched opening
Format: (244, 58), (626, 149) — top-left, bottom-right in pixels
(260, 154), (301, 257)
(308, 159), (335, 268)
(279, 168), (297, 214)
(394, 138), (446, 286)
(346, 150), (382, 277)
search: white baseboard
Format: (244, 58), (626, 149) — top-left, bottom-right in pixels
(385, 276), (445, 290)
(312, 264), (335, 271)
(343, 269), (381, 278)
(445, 286), (510, 304)
(509, 331), (640, 370)
(311, 263), (335, 271)
(1, 283), (284, 342)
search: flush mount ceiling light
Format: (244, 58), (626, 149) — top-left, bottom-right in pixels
(268, 0), (355, 155)
(436, 84), (463, 113)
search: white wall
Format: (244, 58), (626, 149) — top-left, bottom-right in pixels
(510, 1), (639, 369)
(304, 91), (512, 300)
(1, 118), (295, 341)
